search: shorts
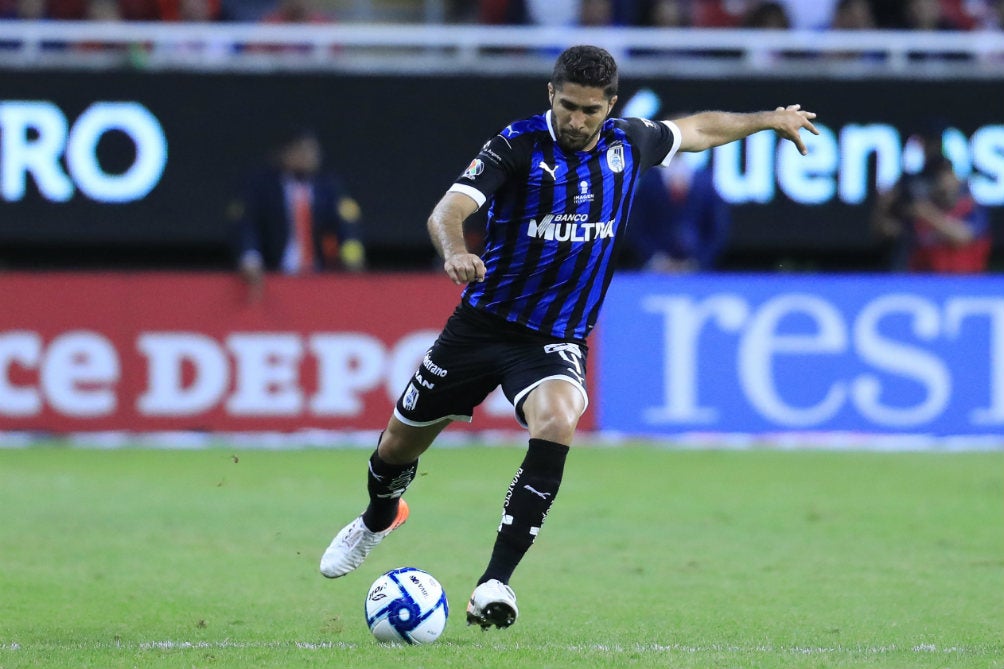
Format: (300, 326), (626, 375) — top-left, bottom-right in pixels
(394, 303), (589, 428)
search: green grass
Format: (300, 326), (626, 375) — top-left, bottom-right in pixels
(1, 445), (1001, 669)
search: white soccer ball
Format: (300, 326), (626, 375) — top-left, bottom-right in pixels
(365, 567), (449, 644)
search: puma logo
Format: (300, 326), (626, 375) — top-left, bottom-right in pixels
(523, 485), (552, 500)
(539, 161), (559, 180)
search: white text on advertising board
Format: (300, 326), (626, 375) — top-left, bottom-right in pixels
(641, 293), (1004, 429)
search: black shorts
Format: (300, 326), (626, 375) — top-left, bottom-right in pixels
(394, 303), (589, 427)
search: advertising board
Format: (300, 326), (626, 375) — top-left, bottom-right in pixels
(598, 273), (1004, 435)
(0, 273), (596, 432)
(0, 72), (1000, 266)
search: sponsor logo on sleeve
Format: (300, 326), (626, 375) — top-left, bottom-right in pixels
(462, 159), (485, 180)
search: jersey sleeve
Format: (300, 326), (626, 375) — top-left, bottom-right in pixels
(621, 117), (682, 169)
(447, 131), (528, 210)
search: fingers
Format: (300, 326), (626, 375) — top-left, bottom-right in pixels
(444, 254), (485, 285)
(776, 104), (820, 154)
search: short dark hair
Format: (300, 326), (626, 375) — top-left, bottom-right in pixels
(551, 45), (618, 99)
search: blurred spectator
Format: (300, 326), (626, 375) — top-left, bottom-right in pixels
(830, 0), (876, 29)
(579, 0), (613, 25)
(8, 0), (76, 18)
(868, 0), (965, 29)
(741, 1), (794, 64)
(631, 0), (698, 58)
(50, 0), (87, 18)
(118, 0), (158, 20)
(524, 0), (579, 26)
(825, 0), (884, 60)
(939, 0), (980, 28)
(692, 0), (748, 27)
(2, 0), (47, 18)
(151, 0), (231, 62)
(219, 0), (273, 21)
(742, 1), (792, 28)
(261, 0), (329, 23)
(246, 0), (331, 54)
(473, 0), (530, 24)
(76, 0), (133, 54)
(777, 0), (838, 28)
(158, 0), (221, 21)
(86, 0), (120, 19)
(908, 159), (991, 272)
(871, 127), (943, 269)
(641, 0), (690, 26)
(624, 158), (732, 273)
(902, 0), (965, 29)
(980, 0), (1004, 29)
(871, 126), (991, 273)
(231, 127), (366, 299)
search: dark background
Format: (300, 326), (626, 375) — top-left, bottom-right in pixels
(0, 69), (999, 272)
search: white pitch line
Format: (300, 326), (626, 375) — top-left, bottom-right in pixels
(0, 640), (985, 655)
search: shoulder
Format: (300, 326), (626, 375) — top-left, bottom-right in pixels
(610, 117), (672, 140)
(479, 114), (548, 168)
(491, 114), (550, 155)
(499, 113), (549, 141)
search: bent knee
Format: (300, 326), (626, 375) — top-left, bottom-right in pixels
(522, 389), (583, 444)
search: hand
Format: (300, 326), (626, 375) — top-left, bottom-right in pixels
(773, 104), (819, 155)
(443, 252), (486, 285)
(240, 257), (264, 304)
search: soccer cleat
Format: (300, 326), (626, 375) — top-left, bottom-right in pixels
(466, 579), (519, 630)
(319, 499), (409, 578)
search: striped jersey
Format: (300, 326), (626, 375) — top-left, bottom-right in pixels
(448, 111), (682, 342)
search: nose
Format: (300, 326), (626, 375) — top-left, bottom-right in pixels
(568, 110), (587, 131)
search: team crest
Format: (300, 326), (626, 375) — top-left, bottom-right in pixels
(462, 159), (485, 180)
(606, 144), (625, 173)
(402, 383), (420, 411)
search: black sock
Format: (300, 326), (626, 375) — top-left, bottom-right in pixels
(361, 449), (417, 532)
(478, 438), (569, 585)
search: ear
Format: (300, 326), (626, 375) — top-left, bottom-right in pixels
(547, 82), (555, 104)
(607, 95), (618, 118)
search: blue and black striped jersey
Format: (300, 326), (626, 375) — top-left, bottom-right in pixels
(448, 111), (681, 342)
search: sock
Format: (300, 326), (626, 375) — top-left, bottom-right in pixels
(478, 438), (569, 585)
(361, 448), (417, 532)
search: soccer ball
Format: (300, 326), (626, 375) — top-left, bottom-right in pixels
(365, 567), (449, 644)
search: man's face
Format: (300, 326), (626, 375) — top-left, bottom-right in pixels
(282, 137), (322, 177)
(931, 169), (961, 209)
(548, 82), (616, 153)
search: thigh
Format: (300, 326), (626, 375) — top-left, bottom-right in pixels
(500, 341), (589, 427)
(393, 334), (501, 427)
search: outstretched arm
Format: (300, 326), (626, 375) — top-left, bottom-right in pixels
(672, 104), (819, 155)
(427, 191), (485, 285)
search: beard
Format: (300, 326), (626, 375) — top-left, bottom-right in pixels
(557, 126), (600, 153)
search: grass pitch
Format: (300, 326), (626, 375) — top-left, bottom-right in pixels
(1, 444), (1001, 669)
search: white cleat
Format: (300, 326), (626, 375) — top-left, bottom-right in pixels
(466, 579), (519, 630)
(319, 499), (409, 578)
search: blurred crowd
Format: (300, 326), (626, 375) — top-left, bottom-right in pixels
(468, 0), (1004, 31)
(0, 0), (1001, 30)
(0, 0), (314, 22)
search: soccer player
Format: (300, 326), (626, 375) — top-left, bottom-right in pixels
(320, 44), (818, 630)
